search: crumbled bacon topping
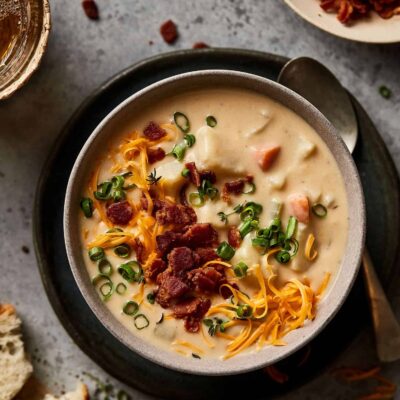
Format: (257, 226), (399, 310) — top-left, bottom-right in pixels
(147, 147), (166, 164)
(185, 162), (202, 187)
(228, 226), (241, 248)
(143, 122), (167, 141)
(106, 201), (133, 225)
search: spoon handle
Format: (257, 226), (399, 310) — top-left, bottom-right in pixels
(362, 249), (400, 362)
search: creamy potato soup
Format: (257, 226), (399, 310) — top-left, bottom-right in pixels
(79, 88), (348, 360)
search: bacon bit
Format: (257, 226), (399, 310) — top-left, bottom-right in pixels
(179, 182), (189, 206)
(82, 0), (99, 20)
(185, 162), (202, 187)
(143, 122), (167, 141)
(147, 147), (166, 164)
(106, 201), (133, 226)
(264, 365), (289, 384)
(222, 176), (252, 203)
(199, 170), (217, 184)
(193, 42), (209, 49)
(160, 20), (178, 44)
(227, 226), (241, 248)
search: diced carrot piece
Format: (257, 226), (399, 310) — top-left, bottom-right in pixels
(288, 194), (309, 224)
(254, 146), (281, 171)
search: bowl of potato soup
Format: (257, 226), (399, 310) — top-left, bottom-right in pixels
(64, 70), (365, 375)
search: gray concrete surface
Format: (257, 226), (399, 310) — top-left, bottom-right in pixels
(1, 0), (400, 398)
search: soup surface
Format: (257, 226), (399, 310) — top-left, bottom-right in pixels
(78, 87), (348, 360)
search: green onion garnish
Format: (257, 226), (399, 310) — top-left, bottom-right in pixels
(233, 261), (248, 278)
(284, 238), (299, 257)
(98, 258), (113, 276)
(236, 304), (253, 318)
(251, 237), (269, 249)
(118, 261), (143, 283)
(113, 189), (126, 202)
(134, 314), (150, 330)
(201, 179), (219, 200)
(123, 301), (139, 316)
(189, 192), (205, 207)
(285, 216), (298, 239)
(238, 218), (258, 238)
(184, 134), (196, 147)
(116, 282), (127, 295)
(112, 175), (125, 189)
(312, 203), (328, 218)
(80, 197), (93, 218)
(92, 274), (114, 301)
(173, 111), (190, 133)
(147, 292), (155, 304)
(216, 241), (235, 261)
(203, 317), (226, 336)
(379, 85), (391, 99)
(275, 250), (291, 264)
(240, 202), (263, 221)
(114, 244), (131, 258)
(181, 168), (190, 178)
(94, 181), (112, 200)
(89, 247), (105, 261)
(170, 142), (187, 161)
(206, 115), (217, 127)
(217, 211), (228, 224)
(242, 182), (256, 194)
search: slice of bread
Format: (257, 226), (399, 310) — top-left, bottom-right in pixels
(0, 304), (33, 400)
(43, 383), (89, 400)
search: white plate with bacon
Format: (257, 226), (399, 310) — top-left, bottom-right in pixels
(284, 0), (400, 43)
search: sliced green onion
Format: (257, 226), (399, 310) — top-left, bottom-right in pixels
(134, 314), (149, 330)
(181, 168), (190, 178)
(285, 216), (298, 239)
(156, 313), (164, 324)
(240, 202), (263, 221)
(170, 142), (187, 161)
(114, 244), (131, 258)
(88, 247), (105, 261)
(192, 353), (201, 359)
(94, 181), (112, 200)
(173, 111), (190, 133)
(189, 192), (205, 207)
(252, 237), (269, 248)
(202, 179), (219, 200)
(312, 203), (328, 218)
(284, 238), (299, 257)
(257, 228), (271, 239)
(113, 189), (126, 202)
(116, 282), (127, 295)
(276, 250), (291, 264)
(216, 241), (235, 261)
(123, 301), (139, 316)
(239, 219), (258, 238)
(147, 292), (155, 304)
(236, 304), (252, 318)
(92, 274), (113, 301)
(118, 261), (143, 282)
(98, 258), (113, 276)
(184, 134), (196, 147)
(80, 198), (93, 218)
(217, 211), (228, 224)
(379, 85), (391, 99)
(242, 182), (256, 194)
(269, 217), (281, 232)
(112, 175), (125, 189)
(233, 202), (246, 214)
(233, 261), (248, 278)
(206, 115), (217, 127)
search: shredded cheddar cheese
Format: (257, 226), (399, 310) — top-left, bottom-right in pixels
(305, 233), (318, 261)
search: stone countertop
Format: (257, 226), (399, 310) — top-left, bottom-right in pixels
(1, 0), (399, 398)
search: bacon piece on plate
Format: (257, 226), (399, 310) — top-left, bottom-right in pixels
(106, 201), (133, 225)
(143, 121), (167, 141)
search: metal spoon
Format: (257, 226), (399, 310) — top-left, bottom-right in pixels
(278, 57), (400, 362)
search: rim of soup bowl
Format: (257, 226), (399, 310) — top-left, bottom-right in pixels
(64, 69), (366, 376)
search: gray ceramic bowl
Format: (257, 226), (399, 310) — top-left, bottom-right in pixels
(64, 70), (365, 376)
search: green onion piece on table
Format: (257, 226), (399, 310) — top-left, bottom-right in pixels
(206, 115), (217, 127)
(114, 243), (131, 258)
(134, 314), (150, 330)
(173, 111), (190, 133)
(216, 241), (235, 261)
(312, 203), (328, 218)
(88, 246), (105, 261)
(123, 301), (139, 316)
(80, 197), (93, 218)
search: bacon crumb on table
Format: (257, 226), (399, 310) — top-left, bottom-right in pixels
(193, 42), (210, 49)
(160, 20), (178, 44)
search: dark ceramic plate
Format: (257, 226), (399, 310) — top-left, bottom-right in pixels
(33, 49), (400, 399)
